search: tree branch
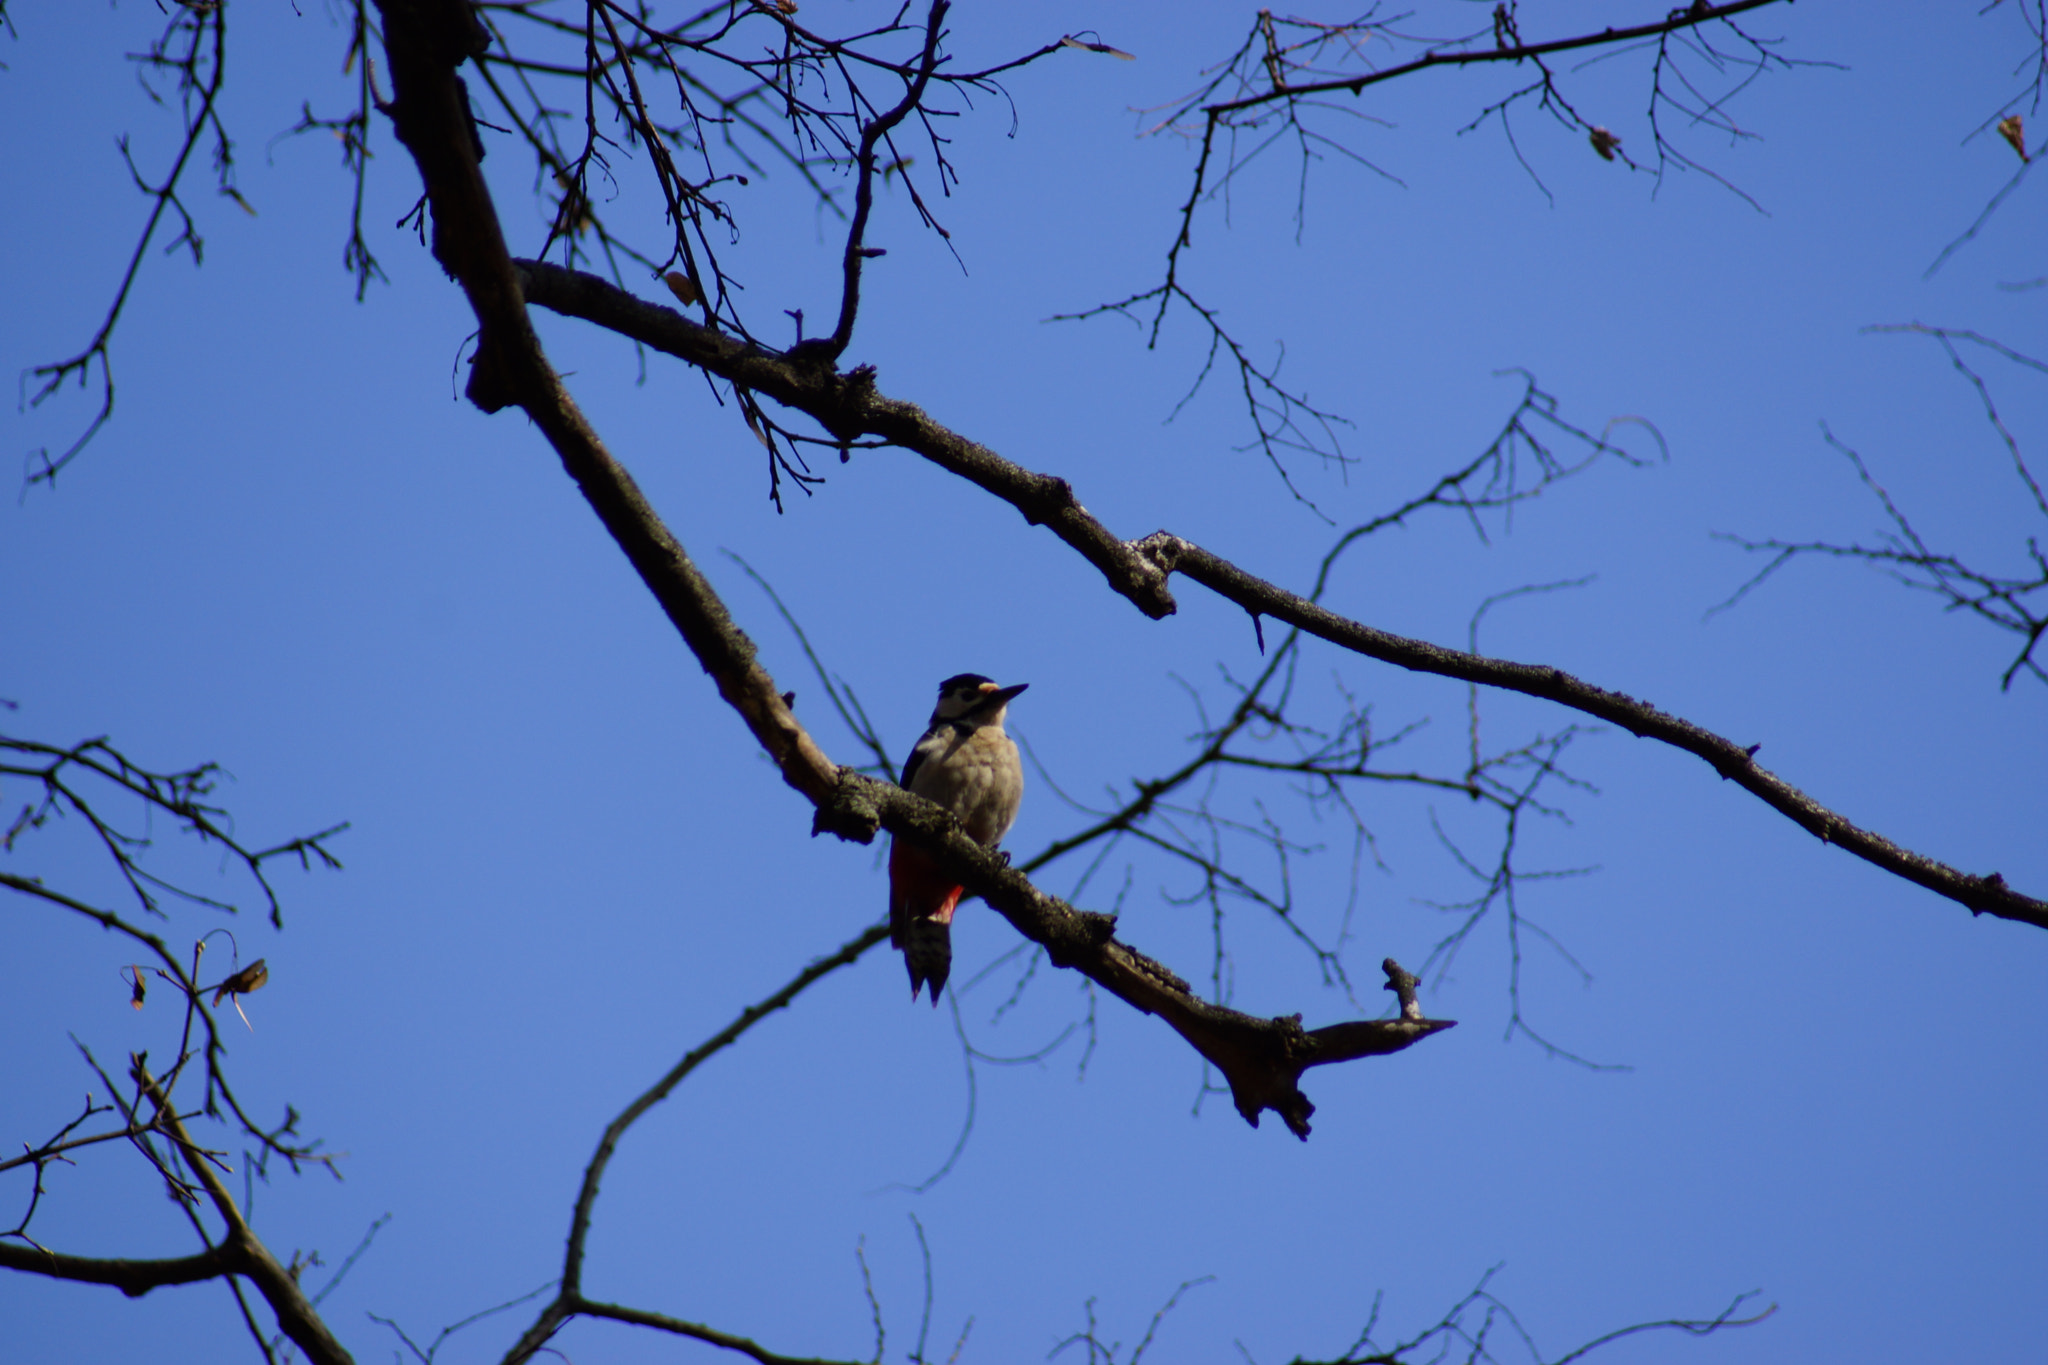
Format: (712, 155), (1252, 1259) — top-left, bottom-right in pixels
(566, 1295), (862, 1365)
(0, 1242), (235, 1298)
(821, 0), (949, 360)
(511, 258), (1180, 619)
(506, 260), (2048, 933)
(1, 1057), (356, 1362)
(1138, 534), (2045, 930)
(136, 1065), (357, 1365)
(375, 0), (1448, 1160)
(1201, 1), (1793, 118)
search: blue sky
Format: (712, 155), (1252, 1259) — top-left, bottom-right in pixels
(4, 3), (2045, 1363)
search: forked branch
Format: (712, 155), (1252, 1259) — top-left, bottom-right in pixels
(375, 0), (1455, 1150)
(505, 260), (2047, 933)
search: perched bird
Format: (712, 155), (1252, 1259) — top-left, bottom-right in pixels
(889, 674), (1028, 1004)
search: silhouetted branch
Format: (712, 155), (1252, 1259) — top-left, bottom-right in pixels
(1714, 327), (2048, 690)
(1073, 2), (1798, 477)
(1191, 3), (1792, 121)
(1050, 280), (1356, 514)
(505, 258), (2046, 931)
(496, 920), (888, 1364)
(278, 4), (388, 299)
(136, 1064), (357, 1365)
(0, 1241), (237, 1298)
(514, 255), (1182, 616)
(2, 1047), (357, 1363)
(379, 0), (1455, 1158)
(1451, 5), (1801, 210)
(1136, 532), (2048, 930)
(460, 0), (1085, 352)
(2, 759), (340, 1187)
(1051, 1275), (1212, 1364)
(3, 728), (347, 1356)
(1926, 152), (2038, 278)
(1929, 0), (2046, 277)
(1, 735), (348, 928)
(820, 0), (949, 361)
(1291, 1264), (1773, 1365)
(568, 1296), (861, 1365)
(369, 1280), (558, 1364)
(22, 1), (240, 485)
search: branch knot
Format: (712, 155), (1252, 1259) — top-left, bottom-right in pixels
(810, 767), (883, 844)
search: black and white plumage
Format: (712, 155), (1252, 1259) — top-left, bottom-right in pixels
(888, 674), (1027, 1004)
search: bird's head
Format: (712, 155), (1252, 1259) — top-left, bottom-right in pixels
(931, 673), (1028, 727)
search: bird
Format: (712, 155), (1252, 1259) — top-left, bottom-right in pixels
(889, 673), (1028, 1005)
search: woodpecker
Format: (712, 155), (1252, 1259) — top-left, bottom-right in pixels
(889, 674), (1028, 1005)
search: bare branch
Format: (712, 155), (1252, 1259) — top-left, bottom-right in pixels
(1, 735), (347, 928)
(1714, 328), (2048, 690)
(494, 920), (890, 1363)
(1071, 2), (1802, 479)
(22, 2), (240, 485)
(0, 1241), (236, 1298)
(1295, 1263), (1773, 1364)
(1135, 533), (2047, 930)
(820, 0), (950, 361)
(378, 0), (1455, 1155)
(1198, 3), (1794, 121)
(1926, 143), (2040, 278)
(506, 261), (2045, 931)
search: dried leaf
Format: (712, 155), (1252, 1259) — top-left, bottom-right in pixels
(663, 271), (701, 306)
(1060, 35), (1135, 61)
(1589, 126), (1622, 162)
(552, 172), (594, 237)
(740, 403), (773, 452)
(212, 959), (269, 1006)
(1999, 115), (2028, 163)
(128, 966), (147, 1010)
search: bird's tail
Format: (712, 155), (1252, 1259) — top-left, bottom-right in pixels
(902, 914), (952, 1006)
(890, 836), (962, 1006)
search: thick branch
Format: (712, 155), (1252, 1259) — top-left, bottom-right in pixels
(378, 0), (839, 810)
(512, 258), (1180, 619)
(136, 1066), (356, 1365)
(817, 772), (1452, 1138)
(508, 261), (2048, 933)
(0, 1242), (234, 1298)
(377, 0), (1437, 1152)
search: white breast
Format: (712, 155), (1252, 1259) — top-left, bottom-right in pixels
(907, 724), (1024, 846)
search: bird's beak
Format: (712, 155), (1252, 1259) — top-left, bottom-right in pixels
(967, 681), (1028, 718)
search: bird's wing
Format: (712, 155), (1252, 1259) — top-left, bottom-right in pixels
(898, 727), (937, 789)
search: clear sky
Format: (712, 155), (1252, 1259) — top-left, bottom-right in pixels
(4, 3), (2044, 1363)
